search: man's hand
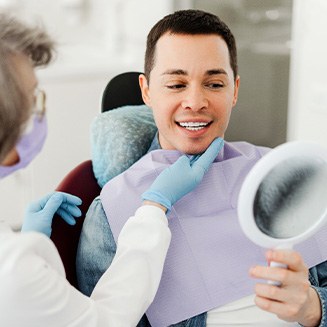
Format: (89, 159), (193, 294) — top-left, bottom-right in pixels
(142, 137), (224, 211)
(250, 249), (322, 326)
(21, 192), (82, 237)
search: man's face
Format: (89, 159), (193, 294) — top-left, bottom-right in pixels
(139, 33), (240, 154)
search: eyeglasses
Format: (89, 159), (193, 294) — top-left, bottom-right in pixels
(33, 88), (46, 120)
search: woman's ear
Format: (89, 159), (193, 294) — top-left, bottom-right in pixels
(1, 148), (19, 166)
(139, 74), (151, 107)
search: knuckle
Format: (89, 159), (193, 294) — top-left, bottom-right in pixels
(278, 269), (289, 282)
(61, 203), (69, 210)
(292, 254), (303, 266)
(299, 279), (310, 293)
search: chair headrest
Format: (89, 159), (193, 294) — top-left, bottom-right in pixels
(91, 104), (157, 187)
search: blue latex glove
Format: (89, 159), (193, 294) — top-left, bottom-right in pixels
(142, 137), (224, 211)
(21, 192), (82, 237)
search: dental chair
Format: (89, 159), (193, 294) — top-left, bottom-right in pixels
(101, 71), (144, 112)
(50, 71), (145, 288)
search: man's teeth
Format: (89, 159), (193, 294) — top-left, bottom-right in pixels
(179, 122), (209, 131)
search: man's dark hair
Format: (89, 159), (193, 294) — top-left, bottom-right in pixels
(144, 9), (238, 82)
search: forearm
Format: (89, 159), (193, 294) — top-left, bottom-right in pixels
(91, 205), (171, 326)
(1, 205), (170, 327)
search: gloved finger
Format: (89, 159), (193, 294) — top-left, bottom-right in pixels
(192, 137), (224, 172)
(41, 192), (65, 216)
(56, 208), (77, 225)
(56, 192), (82, 206)
(27, 192), (55, 212)
(172, 155), (192, 170)
(189, 154), (200, 165)
(58, 202), (82, 217)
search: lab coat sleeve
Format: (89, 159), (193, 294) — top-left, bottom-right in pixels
(91, 205), (171, 326)
(0, 205), (171, 327)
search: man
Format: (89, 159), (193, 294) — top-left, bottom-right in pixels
(0, 12), (222, 327)
(77, 9), (327, 327)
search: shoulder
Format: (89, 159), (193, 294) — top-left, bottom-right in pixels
(80, 196), (116, 250)
(224, 141), (271, 160)
(83, 196), (113, 235)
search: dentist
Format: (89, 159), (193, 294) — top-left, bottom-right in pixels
(0, 13), (223, 327)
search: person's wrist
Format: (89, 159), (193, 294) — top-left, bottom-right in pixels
(142, 200), (168, 213)
(142, 189), (172, 211)
(298, 286), (322, 327)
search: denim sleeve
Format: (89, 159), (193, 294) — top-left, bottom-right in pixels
(76, 196), (117, 297)
(309, 261), (327, 327)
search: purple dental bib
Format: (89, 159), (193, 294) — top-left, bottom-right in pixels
(100, 142), (327, 327)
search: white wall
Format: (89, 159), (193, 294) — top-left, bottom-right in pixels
(3, 0), (327, 228)
(287, 0), (327, 146)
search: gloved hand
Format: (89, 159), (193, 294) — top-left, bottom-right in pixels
(142, 137), (224, 211)
(21, 192), (82, 237)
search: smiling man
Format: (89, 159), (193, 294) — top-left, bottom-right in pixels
(139, 32), (239, 154)
(77, 10), (327, 327)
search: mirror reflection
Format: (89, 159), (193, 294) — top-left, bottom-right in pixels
(253, 156), (327, 239)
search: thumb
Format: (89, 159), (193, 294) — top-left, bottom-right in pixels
(42, 193), (64, 216)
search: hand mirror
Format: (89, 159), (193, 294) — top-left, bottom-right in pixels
(238, 141), (327, 252)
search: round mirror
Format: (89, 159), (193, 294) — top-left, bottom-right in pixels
(238, 141), (327, 249)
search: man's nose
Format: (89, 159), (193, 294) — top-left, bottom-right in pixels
(181, 85), (208, 111)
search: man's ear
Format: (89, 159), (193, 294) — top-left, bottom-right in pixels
(139, 74), (151, 107)
(232, 75), (240, 107)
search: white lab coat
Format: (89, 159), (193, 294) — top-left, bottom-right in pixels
(0, 205), (171, 327)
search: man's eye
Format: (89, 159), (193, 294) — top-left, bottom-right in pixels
(206, 83), (224, 89)
(166, 84), (186, 89)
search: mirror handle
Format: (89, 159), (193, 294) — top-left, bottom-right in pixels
(268, 261), (287, 286)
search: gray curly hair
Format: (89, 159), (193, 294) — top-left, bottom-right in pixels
(0, 13), (55, 162)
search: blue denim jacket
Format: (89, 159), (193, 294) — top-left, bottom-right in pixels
(76, 196), (327, 327)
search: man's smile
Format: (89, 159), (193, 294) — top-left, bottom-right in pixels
(176, 121), (212, 131)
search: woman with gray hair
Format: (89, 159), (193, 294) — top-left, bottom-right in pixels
(0, 13), (52, 173)
(0, 13), (220, 326)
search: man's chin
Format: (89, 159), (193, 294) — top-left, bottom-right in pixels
(179, 144), (209, 155)
(160, 136), (215, 154)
